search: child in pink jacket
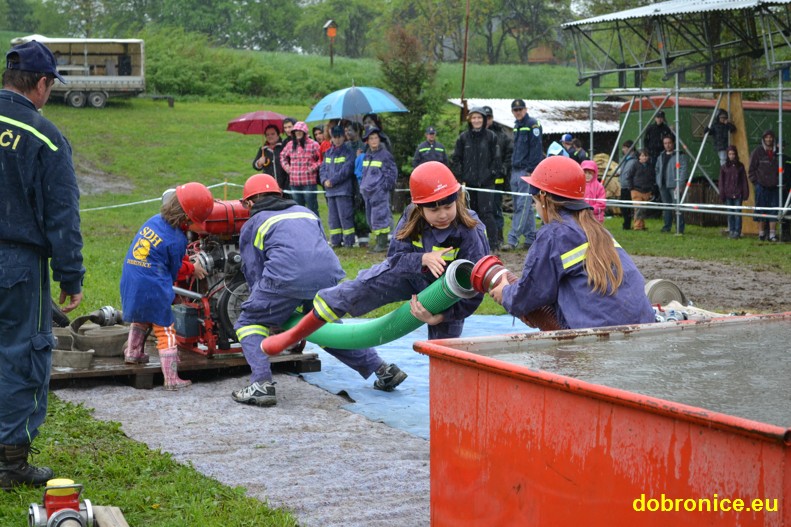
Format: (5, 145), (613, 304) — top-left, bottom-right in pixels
(581, 160), (606, 223)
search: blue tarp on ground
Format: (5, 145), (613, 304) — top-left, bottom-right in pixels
(301, 315), (535, 439)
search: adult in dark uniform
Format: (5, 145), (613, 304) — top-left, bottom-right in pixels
(0, 41), (85, 488)
(412, 126), (449, 167)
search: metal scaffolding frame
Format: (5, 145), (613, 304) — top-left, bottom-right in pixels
(562, 0), (791, 238)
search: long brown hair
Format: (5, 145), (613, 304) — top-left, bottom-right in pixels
(395, 190), (478, 241)
(541, 195), (623, 294)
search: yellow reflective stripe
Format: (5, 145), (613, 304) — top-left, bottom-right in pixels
(0, 115), (59, 152)
(324, 157), (332, 164)
(313, 295), (339, 323)
(412, 239), (424, 249)
(329, 228), (342, 234)
(342, 227), (355, 235)
(514, 127), (531, 133)
(561, 239), (621, 269)
(372, 227), (390, 235)
(254, 212), (318, 249)
(363, 160), (383, 168)
(561, 242), (589, 269)
(431, 245), (459, 261)
(326, 156), (347, 163)
(236, 325), (270, 340)
(419, 147), (445, 153)
(335, 156), (346, 162)
(495, 178), (504, 184)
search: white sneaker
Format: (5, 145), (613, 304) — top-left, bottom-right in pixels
(231, 381), (277, 407)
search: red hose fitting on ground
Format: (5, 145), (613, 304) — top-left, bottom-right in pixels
(471, 255), (563, 332)
(261, 311), (325, 356)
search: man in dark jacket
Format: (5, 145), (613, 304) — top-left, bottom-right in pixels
(504, 99), (542, 251)
(412, 126), (448, 167)
(484, 106), (512, 248)
(0, 40), (85, 488)
(451, 107), (502, 250)
(748, 130), (781, 241)
(644, 110), (673, 170)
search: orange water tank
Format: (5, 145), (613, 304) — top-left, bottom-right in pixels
(415, 313), (791, 527)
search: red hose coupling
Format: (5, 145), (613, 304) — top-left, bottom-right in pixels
(471, 255), (514, 293)
(260, 311), (326, 356)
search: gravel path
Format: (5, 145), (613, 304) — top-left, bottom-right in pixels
(55, 373), (430, 527)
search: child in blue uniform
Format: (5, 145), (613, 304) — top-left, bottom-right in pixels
(120, 182), (215, 389)
(313, 161), (490, 344)
(360, 126), (398, 252)
(320, 125), (357, 248)
(489, 156), (655, 329)
(232, 174), (406, 406)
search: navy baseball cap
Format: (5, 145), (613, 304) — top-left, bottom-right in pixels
(511, 99), (526, 109)
(425, 126), (437, 134)
(6, 41), (66, 84)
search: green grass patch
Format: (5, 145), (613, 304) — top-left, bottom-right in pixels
(0, 397), (297, 527)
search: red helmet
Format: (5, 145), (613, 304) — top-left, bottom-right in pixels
(242, 173), (282, 200)
(410, 162), (461, 204)
(175, 182), (214, 224)
(523, 156), (585, 200)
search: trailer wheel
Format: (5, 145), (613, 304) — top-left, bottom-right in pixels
(88, 92), (107, 109)
(66, 91), (86, 108)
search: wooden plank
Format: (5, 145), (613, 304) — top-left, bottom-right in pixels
(93, 505), (130, 527)
(50, 350), (320, 388)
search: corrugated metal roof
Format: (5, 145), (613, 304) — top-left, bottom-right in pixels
(11, 34), (144, 45)
(448, 98), (622, 135)
(562, 0), (791, 28)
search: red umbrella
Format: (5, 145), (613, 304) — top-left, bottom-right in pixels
(226, 111), (286, 140)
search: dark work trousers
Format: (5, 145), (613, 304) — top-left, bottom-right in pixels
(467, 185), (498, 249)
(620, 187), (632, 230)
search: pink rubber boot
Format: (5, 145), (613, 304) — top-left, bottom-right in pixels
(124, 323), (150, 364)
(160, 348), (191, 390)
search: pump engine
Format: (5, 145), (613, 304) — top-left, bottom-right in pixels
(172, 199), (252, 355)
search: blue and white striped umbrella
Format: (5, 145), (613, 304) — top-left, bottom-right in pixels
(305, 86), (408, 122)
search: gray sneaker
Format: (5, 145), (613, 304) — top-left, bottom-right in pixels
(373, 363), (407, 392)
(232, 381), (277, 407)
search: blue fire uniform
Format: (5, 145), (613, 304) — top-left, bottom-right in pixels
(120, 215), (188, 326)
(320, 142), (356, 247)
(0, 89), (84, 445)
(314, 207), (490, 339)
(360, 147), (397, 236)
(509, 113), (543, 247)
(234, 197), (385, 384)
(412, 140), (449, 167)
(502, 210), (655, 329)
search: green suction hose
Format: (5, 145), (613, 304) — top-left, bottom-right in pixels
(280, 259), (476, 350)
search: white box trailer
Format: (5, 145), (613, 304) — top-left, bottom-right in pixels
(11, 34), (145, 108)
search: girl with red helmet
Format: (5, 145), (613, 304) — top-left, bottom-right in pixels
(489, 156), (654, 329)
(120, 182), (214, 390)
(311, 161), (490, 359)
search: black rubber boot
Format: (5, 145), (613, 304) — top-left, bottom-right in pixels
(0, 443), (54, 489)
(368, 233), (389, 253)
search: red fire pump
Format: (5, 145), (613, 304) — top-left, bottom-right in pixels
(172, 199), (252, 356)
(172, 198), (307, 357)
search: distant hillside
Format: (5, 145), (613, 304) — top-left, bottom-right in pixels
(1, 29), (588, 102)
